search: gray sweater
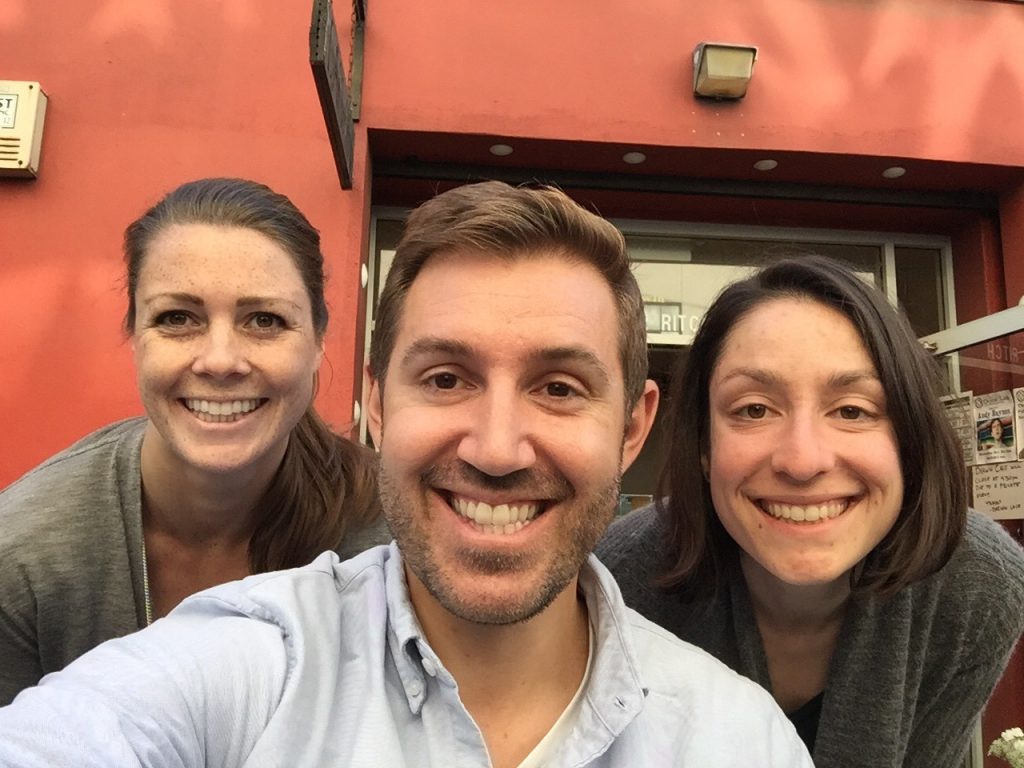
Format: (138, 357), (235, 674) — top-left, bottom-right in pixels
(0, 417), (392, 705)
(596, 505), (1024, 768)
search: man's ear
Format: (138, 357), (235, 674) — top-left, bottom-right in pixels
(366, 365), (384, 447)
(620, 379), (660, 473)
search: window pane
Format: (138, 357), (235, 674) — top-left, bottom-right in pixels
(627, 235), (881, 345)
(895, 246), (945, 337)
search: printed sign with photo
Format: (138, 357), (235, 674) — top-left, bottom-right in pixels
(974, 390), (1016, 466)
(1014, 388), (1024, 462)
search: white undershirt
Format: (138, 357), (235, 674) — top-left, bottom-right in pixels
(516, 619), (595, 768)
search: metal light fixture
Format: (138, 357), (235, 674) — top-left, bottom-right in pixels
(692, 42), (758, 100)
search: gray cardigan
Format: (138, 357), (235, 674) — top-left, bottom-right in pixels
(0, 417), (391, 705)
(596, 505), (1024, 768)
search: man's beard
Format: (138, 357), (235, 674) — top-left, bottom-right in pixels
(379, 459), (620, 625)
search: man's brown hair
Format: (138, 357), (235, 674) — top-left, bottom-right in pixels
(369, 181), (648, 408)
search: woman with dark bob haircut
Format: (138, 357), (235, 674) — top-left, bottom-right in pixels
(0, 178), (390, 705)
(598, 255), (1024, 767)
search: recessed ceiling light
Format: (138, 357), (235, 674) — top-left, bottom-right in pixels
(753, 159), (778, 171)
(882, 166), (906, 179)
(622, 151), (647, 165)
(489, 143), (514, 157)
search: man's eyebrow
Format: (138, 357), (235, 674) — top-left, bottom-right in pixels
(399, 337), (477, 367)
(398, 339), (612, 386)
(530, 346), (611, 388)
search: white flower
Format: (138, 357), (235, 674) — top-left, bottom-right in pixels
(990, 728), (1024, 768)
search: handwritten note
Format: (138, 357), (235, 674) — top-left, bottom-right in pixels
(973, 462), (1024, 520)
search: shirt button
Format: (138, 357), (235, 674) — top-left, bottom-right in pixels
(422, 658), (437, 677)
(408, 679), (423, 697)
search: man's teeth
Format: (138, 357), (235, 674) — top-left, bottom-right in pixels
(451, 497), (540, 535)
(763, 500), (847, 523)
(184, 398), (262, 423)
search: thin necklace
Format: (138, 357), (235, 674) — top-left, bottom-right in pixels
(141, 534), (153, 626)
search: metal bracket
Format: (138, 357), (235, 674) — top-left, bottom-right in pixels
(310, 0), (366, 189)
(350, 0), (365, 121)
(919, 305), (1024, 356)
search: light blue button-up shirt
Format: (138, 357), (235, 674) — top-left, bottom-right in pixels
(0, 545), (812, 767)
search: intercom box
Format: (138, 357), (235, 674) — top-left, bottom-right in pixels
(0, 81), (48, 178)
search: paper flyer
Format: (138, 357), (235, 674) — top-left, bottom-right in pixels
(973, 390), (1016, 466)
(973, 462), (1024, 520)
(940, 392), (976, 467)
(1015, 388), (1024, 462)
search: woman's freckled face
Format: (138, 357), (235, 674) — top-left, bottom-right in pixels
(706, 298), (904, 587)
(131, 223), (324, 480)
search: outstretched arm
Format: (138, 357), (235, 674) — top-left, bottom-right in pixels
(0, 601), (287, 768)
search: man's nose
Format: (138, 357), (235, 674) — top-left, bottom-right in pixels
(456, 388), (536, 478)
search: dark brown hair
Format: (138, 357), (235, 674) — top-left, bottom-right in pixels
(368, 181), (649, 408)
(124, 177), (380, 571)
(658, 254), (966, 597)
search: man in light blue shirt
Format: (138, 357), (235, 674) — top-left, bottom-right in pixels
(0, 182), (813, 767)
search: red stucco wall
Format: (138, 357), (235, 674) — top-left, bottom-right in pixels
(1, 2), (370, 486)
(358, 0), (1024, 167)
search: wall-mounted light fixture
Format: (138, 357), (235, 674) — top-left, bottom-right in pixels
(692, 43), (757, 100)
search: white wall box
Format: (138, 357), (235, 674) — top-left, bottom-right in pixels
(0, 81), (48, 178)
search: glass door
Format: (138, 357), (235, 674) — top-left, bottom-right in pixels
(922, 307), (1024, 768)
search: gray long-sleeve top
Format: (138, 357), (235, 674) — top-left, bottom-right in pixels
(0, 417), (392, 705)
(596, 505), (1024, 768)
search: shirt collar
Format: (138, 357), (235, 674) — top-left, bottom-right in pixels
(383, 543), (432, 714)
(575, 554), (648, 736)
(382, 543), (648, 729)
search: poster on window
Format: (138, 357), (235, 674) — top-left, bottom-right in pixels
(941, 392), (976, 467)
(973, 462), (1024, 520)
(1014, 388), (1024, 462)
(974, 390), (1016, 465)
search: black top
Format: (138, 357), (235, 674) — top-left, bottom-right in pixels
(787, 692), (824, 752)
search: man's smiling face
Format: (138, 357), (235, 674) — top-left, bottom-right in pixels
(368, 248), (655, 627)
